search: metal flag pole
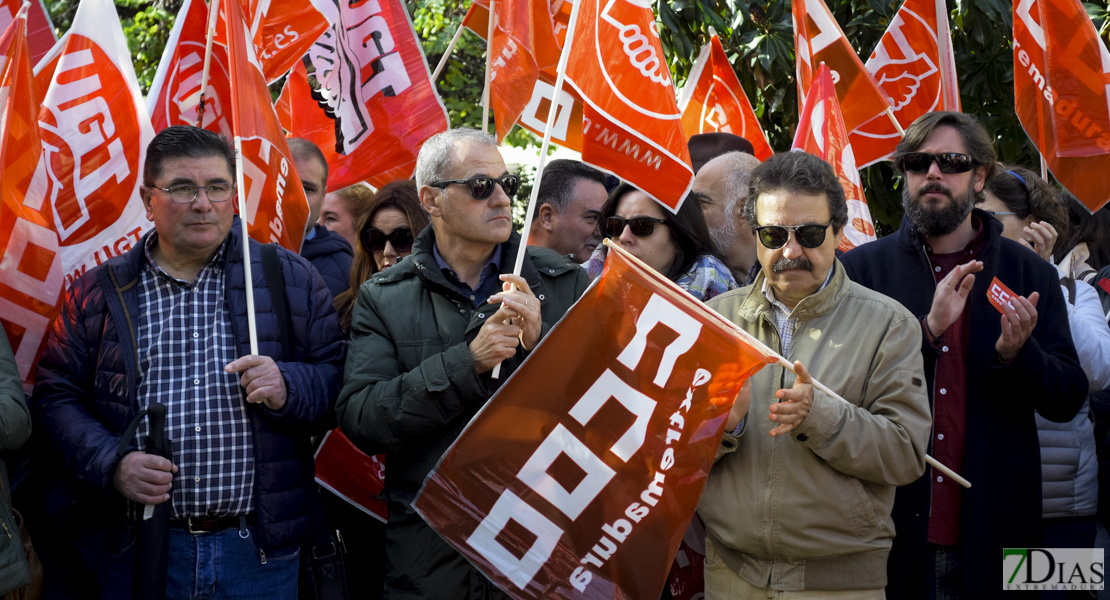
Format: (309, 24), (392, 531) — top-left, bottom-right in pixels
(196, 0), (220, 127)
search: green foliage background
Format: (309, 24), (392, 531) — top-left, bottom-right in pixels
(45, 0), (1110, 232)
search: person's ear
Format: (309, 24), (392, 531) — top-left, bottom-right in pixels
(539, 204), (556, 231)
(419, 186), (442, 218)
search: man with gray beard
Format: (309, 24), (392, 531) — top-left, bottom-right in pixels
(840, 111), (1086, 599)
(692, 151), (763, 285)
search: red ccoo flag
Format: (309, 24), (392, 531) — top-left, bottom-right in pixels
(223, 0), (310, 251)
(793, 0), (893, 135)
(678, 33), (773, 161)
(1014, 0), (1110, 212)
(488, 0), (561, 142)
(793, 64), (877, 251)
(275, 0), (449, 191)
(146, 0), (233, 137)
(563, 0), (694, 211)
(852, 0), (960, 168)
(0, 6), (62, 391)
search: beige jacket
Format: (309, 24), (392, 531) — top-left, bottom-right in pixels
(699, 260), (931, 591)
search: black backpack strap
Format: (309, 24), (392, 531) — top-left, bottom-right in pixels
(260, 244), (293, 361)
(1062, 276), (1077, 305)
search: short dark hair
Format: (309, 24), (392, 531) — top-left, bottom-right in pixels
(532, 159), (607, 218)
(1057, 189), (1110, 268)
(287, 137), (329, 185)
(144, 126), (236, 185)
(744, 151), (848, 233)
(982, 165), (1068, 256)
(598, 183), (721, 281)
(893, 111), (998, 184)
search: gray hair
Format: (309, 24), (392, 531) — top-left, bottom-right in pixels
(414, 128), (498, 190)
(713, 151), (762, 223)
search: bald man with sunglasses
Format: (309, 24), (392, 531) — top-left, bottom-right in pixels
(840, 112), (1086, 599)
(336, 128), (588, 599)
(700, 151), (931, 598)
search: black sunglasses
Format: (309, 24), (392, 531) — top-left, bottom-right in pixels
(429, 174), (520, 200)
(603, 216), (668, 238)
(899, 152), (975, 174)
(362, 227), (414, 254)
(754, 223), (831, 249)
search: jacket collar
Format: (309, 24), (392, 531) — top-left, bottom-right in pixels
(735, 259), (849, 325)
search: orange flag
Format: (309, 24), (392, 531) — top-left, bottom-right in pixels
(274, 0), (449, 191)
(564, 0), (693, 211)
(793, 0), (892, 135)
(211, 0), (336, 83)
(223, 0), (309, 251)
(1014, 0), (1110, 212)
(0, 0), (55, 64)
(852, 0), (960, 168)
(147, 0), (233, 137)
(33, 0), (155, 288)
(0, 7), (61, 390)
(487, 0), (561, 142)
(678, 34), (773, 161)
(414, 243), (776, 599)
(793, 64), (877, 251)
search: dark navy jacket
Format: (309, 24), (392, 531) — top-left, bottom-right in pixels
(29, 219), (345, 597)
(300, 223), (353, 299)
(840, 210), (1086, 599)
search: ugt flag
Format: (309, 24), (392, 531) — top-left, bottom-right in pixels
(793, 64), (877, 251)
(677, 33), (773, 161)
(147, 0), (233, 137)
(564, 0), (694, 211)
(32, 0), (155, 290)
(414, 243), (776, 599)
(853, 0), (960, 168)
(275, 0), (449, 191)
(0, 7), (61, 391)
(1013, 0), (1110, 212)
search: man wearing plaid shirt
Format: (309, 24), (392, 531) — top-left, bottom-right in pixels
(31, 126), (346, 599)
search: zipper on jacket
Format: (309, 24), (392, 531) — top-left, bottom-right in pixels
(258, 548), (266, 564)
(2, 520), (11, 539)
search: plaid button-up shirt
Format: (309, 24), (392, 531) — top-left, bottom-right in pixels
(134, 234), (254, 519)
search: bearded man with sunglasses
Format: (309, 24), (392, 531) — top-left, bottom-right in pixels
(700, 151), (931, 598)
(840, 111), (1086, 599)
(337, 128), (588, 599)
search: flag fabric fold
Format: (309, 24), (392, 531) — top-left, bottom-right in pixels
(212, 0), (336, 84)
(678, 34), (774, 161)
(1013, 0), (1110, 212)
(487, 0), (561, 142)
(413, 243), (776, 600)
(793, 64), (877, 251)
(0, 0), (55, 64)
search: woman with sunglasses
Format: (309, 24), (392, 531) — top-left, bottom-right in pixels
(981, 166), (1110, 581)
(585, 183), (737, 301)
(334, 180), (430, 334)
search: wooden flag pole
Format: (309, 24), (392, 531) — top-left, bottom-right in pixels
(481, 0), (496, 134)
(885, 107), (906, 137)
(197, 0), (221, 127)
(431, 19), (468, 82)
(1040, 153), (1049, 181)
(601, 240), (972, 489)
(490, 0), (582, 379)
(234, 138), (259, 356)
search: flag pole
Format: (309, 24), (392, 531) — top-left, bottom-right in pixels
(233, 138), (260, 356)
(603, 240), (971, 489)
(481, 0), (496, 133)
(431, 19), (468, 82)
(491, 0), (582, 379)
(197, 0), (221, 127)
(885, 107), (905, 137)
(1040, 153), (1049, 180)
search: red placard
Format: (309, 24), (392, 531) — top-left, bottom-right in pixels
(314, 429), (388, 523)
(987, 276), (1020, 315)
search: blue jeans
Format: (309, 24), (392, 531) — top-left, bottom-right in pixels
(166, 522), (299, 600)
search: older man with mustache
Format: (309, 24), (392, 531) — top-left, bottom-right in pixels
(701, 151), (931, 598)
(841, 111), (1086, 599)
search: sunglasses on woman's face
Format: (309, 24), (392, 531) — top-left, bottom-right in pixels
(362, 227), (414, 254)
(602, 216), (668, 238)
(754, 223), (831, 249)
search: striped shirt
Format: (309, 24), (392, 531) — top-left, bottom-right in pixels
(133, 234), (254, 519)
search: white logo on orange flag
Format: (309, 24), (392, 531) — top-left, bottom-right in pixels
(147, 0), (232, 137)
(488, 0), (562, 142)
(793, 64), (877, 251)
(564, 0), (693, 211)
(678, 33), (773, 161)
(0, 0), (55, 64)
(793, 0), (892, 135)
(31, 0), (154, 289)
(1014, 0), (1110, 212)
(211, 0), (336, 84)
(414, 243), (775, 599)
(223, 0), (309, 251)
(851, 0), (960, 168)
(275, 0), (449, 191)
(0, 8), (62, 390)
